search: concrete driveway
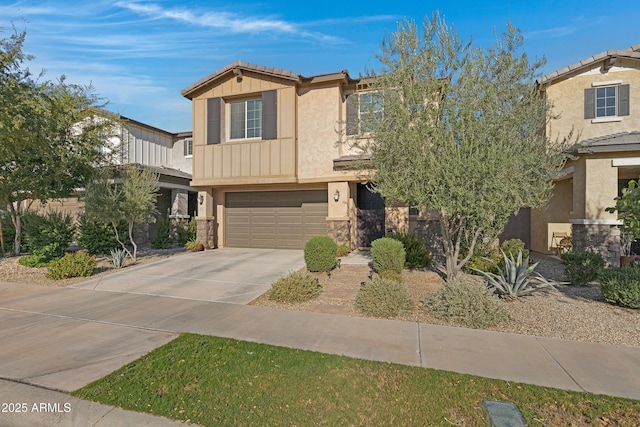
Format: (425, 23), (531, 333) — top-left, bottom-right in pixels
(71, 248), (305, 304)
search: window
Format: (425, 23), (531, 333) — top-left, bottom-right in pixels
(346, 91), (384, 136)
(184, 138), (193, 157)
(596, 86), (617, 117)
(207, 91), (276, 145)
(229, 98), (262, 140)
(358, 92), (384, 133)
(584, 83), (629, 120)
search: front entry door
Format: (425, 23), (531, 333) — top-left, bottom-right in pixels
(356, 183), (385, 248)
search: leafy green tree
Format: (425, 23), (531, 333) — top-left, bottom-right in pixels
(353, 14), (569, 280)
(0, 29), (116, 255)
(84, 165), (159, 262)
(606, 178), (640, 256)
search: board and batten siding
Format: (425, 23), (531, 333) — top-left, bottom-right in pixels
(191, 73), (297, 185)
(124, 127), (173, 167)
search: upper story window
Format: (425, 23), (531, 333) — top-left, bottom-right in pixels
(358, 92), (384, 133)
(184, 138), (193, 157)
(346, 91), (384, 136)
(584, 83), (629, 121)
(596, 86), (617, 117)
(229, 98), (262, 140)
(207, 90), (277, 145)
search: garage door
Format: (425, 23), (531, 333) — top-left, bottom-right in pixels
(225, 191), (328, 249)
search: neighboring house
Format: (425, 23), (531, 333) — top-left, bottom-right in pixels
(32, 116), (197, 240)
(532, 43), (640, 265)
(181, 61), (438, 250)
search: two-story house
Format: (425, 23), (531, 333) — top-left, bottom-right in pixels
(33, 116), (197, 240)
(532, 44), (640, 265)
(182, 61), (429, 250)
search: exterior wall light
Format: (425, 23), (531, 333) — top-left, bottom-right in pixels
(333, 190), (340, 202)
(198, 195), (204, 205)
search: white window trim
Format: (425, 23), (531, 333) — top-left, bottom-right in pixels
(357, 91), (384, 135)
(591, 117), (622, 124)
(184, 138), (193, 158)
(592, 80), (623, 87)
(226, 98), (262, 141)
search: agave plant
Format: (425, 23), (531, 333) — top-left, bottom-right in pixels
(474, 249), (564, 298)
(110, 247), (127, 269)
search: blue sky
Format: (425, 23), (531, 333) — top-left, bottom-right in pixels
(2, 0), (638, 133)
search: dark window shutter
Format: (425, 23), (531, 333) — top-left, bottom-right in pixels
(184, 139), (188, 156)
(207, 98), (221, 145)
(584, 88), (595, 119)
(262, 90), (277, 140)
(346, 94), (358, 135)
(619, 84), (630, 116)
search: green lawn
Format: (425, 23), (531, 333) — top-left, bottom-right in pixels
(74, 334), (640, 426)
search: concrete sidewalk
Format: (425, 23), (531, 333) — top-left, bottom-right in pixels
(0, 280), (638, 425)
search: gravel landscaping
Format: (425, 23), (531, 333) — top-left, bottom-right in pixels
(2, 248), (638, 348)
(252, 254), (640, 348)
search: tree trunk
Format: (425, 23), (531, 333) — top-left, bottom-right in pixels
(7, 202), (22, 256)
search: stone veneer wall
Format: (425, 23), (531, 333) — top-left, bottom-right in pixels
(327, 220), (352, 249)
(196, 218), (216, 249)
(571, 223), (620, 267)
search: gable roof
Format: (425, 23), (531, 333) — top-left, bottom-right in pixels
(537, 43), (640, 86)
(181, 61), (358, 99)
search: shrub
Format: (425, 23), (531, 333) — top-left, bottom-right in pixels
(464, 244), (501, 275)
(21, 210), (75, 261)
(174, 218), (196, 246)
(561, 251), (605, 286)
(185, 240), (204, 252)
(500, 239), (529, 260)
(388, 232), (432, 269)
(304, 236), (337, 272)
(268, 271), (321, 303)
(151, 216), (173, 249)
(475, 250), (561, 298)
(378, 270), (404, 283)
(77, 214), (128, 255)
(336, 243), (350, 257)
(599, 267), (640, 309)
(18, 253), (49, 268)
(355, 278), (414, 318)
(426, 279), (510, 328)
(47, 252), (96, 280)
(370, 237), (405, 274)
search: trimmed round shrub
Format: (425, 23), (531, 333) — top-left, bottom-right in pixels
(268, 271), (321, 303)
(599, 267), (640, 309)
(304, 236), (338, 272)
(561, 251), (605, 286)
(355, 278), (414, 318)
(426, 279), (510, 328)
(371, 237), (405, 274)
(388, 232), (432, 269)
(47, 252), (96, 280)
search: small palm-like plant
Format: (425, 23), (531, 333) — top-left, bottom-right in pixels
(474, 250), (563, 298)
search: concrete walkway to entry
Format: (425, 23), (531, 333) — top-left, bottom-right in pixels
(0, 247), (638, 425)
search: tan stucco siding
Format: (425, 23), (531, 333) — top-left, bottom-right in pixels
(546, 61), (640, 143)
(297, 84), (342, 180)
